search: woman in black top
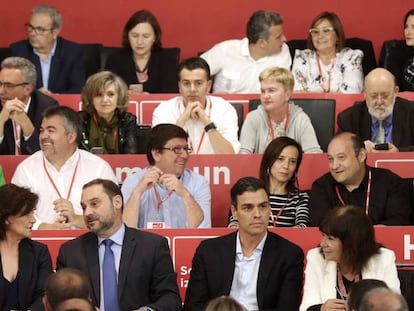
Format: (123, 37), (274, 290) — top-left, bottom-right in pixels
(79, 71), (139, 154)
(105, 10), (179, 93)
(0, 184), (53, 311)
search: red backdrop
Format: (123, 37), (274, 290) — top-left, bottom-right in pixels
(1, 1), (413, 60)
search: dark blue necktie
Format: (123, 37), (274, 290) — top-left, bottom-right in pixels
(103, 239), (120, 311)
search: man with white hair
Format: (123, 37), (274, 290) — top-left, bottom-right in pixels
(337, 67), (414, 152)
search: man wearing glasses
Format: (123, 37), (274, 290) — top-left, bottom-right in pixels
(152, 57), (240, 154)
(10, 4), (85, 94)
(0, 56), (58, 155)
(121, 123), (211, 229)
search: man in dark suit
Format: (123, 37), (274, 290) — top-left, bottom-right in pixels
(184, 177), (304, 311)
(0, 56), (58, 155)
(10, 4), (85, 94)
(338, 67), (414, 152)
(56, 179), (182, 311)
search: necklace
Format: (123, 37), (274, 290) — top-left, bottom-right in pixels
(133, 57), (149, 83)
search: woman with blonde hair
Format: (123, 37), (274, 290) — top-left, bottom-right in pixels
(79, 71), (139, 154)
(239, 67), (321, 154)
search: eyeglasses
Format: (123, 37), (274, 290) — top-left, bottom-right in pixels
(309, 27), (335, 36)
(0, 82), (29, 90)
(25, 23), (54, 35)
(161, 145), (193, 154)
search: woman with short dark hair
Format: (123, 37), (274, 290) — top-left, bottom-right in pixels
(0, 184), (53, 311)
(300, 205), (400, 311)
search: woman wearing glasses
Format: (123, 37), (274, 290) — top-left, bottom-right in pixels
(300, 205), (400, 311)
(291, 12), (363, 93)
(79, 71), (140, 154)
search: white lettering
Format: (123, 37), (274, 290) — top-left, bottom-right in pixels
(180, 278), (189, 288)
(192, 166), (230, 185)
(404, 234), (414, 260)
(180, 265), (192, 275)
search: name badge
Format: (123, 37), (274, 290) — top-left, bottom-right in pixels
(147, 222), (165, 229)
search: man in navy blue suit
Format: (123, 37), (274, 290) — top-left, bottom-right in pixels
(10, 4), (85, 94)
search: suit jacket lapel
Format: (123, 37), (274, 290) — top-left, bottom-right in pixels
(48, 38), (62, 92)
(222, 233), (237, 294)
(18, 239), (33, 307)
(256, 233), (273, 307)
(118, 227), (136, 298)
(391, 100), (403, 146)
(84, 233), (100, 305)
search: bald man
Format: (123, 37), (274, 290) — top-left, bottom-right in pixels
(337, 68), (414, 152)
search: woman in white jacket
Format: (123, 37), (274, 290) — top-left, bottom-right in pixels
(300, 205), (400, 311)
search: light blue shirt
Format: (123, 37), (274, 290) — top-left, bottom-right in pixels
(98, 223), (125, 311)
(33, 40), (57, 89)
(121, 166), (211, 228)
(229, 231), (267, 311)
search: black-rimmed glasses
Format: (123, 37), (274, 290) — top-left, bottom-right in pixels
(161, 146), (193, 154)
(25, 23), (54, 35)
(0, 82), (29, 90)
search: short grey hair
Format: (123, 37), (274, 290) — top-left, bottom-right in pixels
(32, 4), (63, 29)
(359, 287), (408, 311)
(1, 57), (37, 87)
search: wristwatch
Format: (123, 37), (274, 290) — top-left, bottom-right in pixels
(141, 307), (155, 311)
(204, 121), (217, 132)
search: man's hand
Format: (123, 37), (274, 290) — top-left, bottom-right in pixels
(135, 166), (163, 194)
(159, 173), (187, 197)
(53, 198), (85, 228)
(0, 98), (27, 122)
(177, 101), (210, 126)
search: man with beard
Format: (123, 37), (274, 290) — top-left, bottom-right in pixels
(12, 106), (116, 229)
(56, 179), (182, 311)
(337, 68), (414, 151)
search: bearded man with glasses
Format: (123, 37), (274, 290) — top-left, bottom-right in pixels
(10, 4), (85, 94)
(0, 56), (58, 155)
(121, 123), (212, 229)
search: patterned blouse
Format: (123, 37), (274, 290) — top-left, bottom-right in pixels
(291, 47), (364, 93)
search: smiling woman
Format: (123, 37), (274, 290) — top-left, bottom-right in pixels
(291, 11), (364, 93)
(300, 205), (400, 311)
(0, 183), (53, 311)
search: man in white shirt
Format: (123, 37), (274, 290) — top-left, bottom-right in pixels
(152, 57), (240, 154)
(201, 10), (291, 93)
(12, 106), (117, 229)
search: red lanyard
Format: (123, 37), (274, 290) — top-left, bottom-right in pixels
(270, 192), (291, 227)
(153, 185), (174, 211)
(267, 104), (290, 140)
(12, 120), (21, 155)
(180, 98), (212, 154)
(316, 55), (336, 93)
(335, 168), (371, 215)
(337, 270), (360, 299)
(43, 155), (80, 200)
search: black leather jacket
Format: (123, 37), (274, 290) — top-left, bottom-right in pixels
(78, 110), (139, 154)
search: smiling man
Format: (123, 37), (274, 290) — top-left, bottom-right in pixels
(309, 132), (411, 226)
(201, 10), (291, 93)
(152, 57), (240, 154)
(10, 4), (85, 94)
(12, 106), (116, 229)
(121, 123), (211, 228)
(184, 177), (304, 311)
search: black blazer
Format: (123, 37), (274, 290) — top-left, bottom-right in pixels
(56, 226), (182, 311)
(0, 90), (59, 155)
(10, 37), (85, 94)
(183, 231), (304, 311)
(78, 110), (140, 154)
(337, 97), (414, 151)
(0, 239), (53, 311)
(105, 48), (179, 93)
